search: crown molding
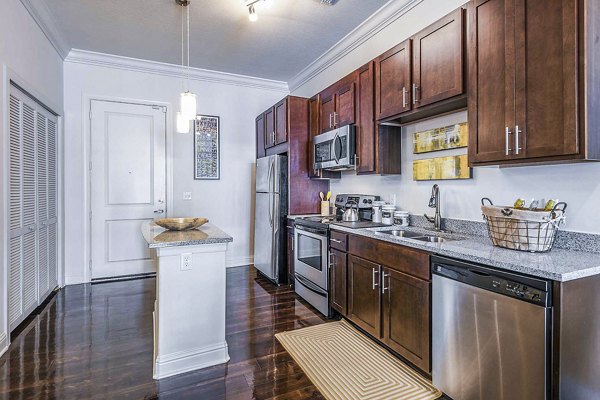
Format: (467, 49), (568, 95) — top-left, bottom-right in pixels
(65, 49), (290, 93)
(19, 0), (70, 59)
(288, 0), (423, 92)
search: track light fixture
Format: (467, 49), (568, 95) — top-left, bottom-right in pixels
(246, 0), (273, 22)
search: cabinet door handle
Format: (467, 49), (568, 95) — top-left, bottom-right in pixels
(272, 131), (276, 144)
(412, 84), (420, 104)
(505, 127), (513, 156)
(333, 112), (338, 127)
(372, 267), (379, 290)
(515, 125), (523, 155)
(381, 271), (390, 294)
(329, 252), (335, 269)
(330, 238), (342, 244)
(402, 86), (407, 108)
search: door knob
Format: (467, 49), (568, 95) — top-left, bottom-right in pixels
(154, 209), (165, 214)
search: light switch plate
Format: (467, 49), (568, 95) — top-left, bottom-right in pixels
(183, 192), (192, 201)
(180, 253), (193, 271)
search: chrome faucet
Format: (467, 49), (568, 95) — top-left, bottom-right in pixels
(424, 184), (442, 231)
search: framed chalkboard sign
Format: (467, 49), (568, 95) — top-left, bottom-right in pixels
(194, 115), (220, 180)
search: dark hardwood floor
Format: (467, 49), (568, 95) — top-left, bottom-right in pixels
(0, 266), (327, 399)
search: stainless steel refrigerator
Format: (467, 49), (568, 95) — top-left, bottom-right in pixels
(254, 155), (288, 284)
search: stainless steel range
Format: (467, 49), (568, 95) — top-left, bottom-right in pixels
(293, 194), (382, 317)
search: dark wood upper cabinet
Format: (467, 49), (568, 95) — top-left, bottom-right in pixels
(513, 0), (578, 159)
(375, 40), (412, 120)
(348, 255), (381, 338)
(255, 114), (266, 159)
(330, 248), (348, 316)
(274, 98), (288, 145)
(382, 268), (431, 373)
(335, 81), (356, 127)
(357, 62), (377, 174)
(469, 0), (584, 165)
(467, 0), (513, 163)
(413, 8), (465, 108)
(320, 94), (335, 133)
(264, 107), (275, 149)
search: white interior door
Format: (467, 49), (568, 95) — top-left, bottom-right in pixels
(90, 100), (166, 280)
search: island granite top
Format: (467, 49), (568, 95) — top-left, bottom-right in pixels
(330, 224), (600, 282)
(142, 222), (233, 249)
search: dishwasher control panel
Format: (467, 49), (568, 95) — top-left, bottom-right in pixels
(433, 260), (551, 307)
(493, 279), (546, 304)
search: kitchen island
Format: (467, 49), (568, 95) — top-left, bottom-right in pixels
(142, 221), (233, 380)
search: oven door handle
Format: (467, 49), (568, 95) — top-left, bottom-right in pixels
(295, 274), (327, 298)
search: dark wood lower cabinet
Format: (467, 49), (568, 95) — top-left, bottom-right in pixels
(382, 268), (431, 372)
(343, 233), (432, 374)
(330, 249), (347, 315)
(348, 255), (381, 338)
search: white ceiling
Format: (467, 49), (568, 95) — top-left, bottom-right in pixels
(36, 0), (388, 81)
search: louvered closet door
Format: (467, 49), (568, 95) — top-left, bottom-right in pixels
(8, 85), (59, 331)
(37, 107), (58, 300)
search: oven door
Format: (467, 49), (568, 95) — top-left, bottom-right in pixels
(294, 225), (328, 290)
(313, 126), (355, 171)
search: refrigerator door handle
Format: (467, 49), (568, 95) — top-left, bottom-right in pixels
(268, 160), (274, 227)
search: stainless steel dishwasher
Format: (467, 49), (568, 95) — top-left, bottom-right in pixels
(432, 256), (552, 400)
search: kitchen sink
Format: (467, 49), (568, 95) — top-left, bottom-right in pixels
(376, 230), (461, 243)
(413, 235), (449, 243)
(376, 230), (425, 238)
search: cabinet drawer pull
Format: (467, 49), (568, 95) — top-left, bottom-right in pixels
(372, 268), (379, 290)
(505, 127), (513, 156)
(515, 125), (523, 155)
(331, 238), (342, 244)
(381, 271), (390, 294)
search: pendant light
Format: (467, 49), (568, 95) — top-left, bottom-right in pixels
(176, 0), (196, 133)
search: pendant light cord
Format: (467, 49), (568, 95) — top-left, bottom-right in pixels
(181, 3), (184, 92)
(186, 3), (190, 89)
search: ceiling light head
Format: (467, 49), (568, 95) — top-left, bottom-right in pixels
(248, 4), (258, 21)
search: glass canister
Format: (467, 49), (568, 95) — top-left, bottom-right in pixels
(381, 205), (396, 225)
(394, 211), (409, 227)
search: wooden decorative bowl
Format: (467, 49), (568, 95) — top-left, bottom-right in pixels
(155, 217), (208, 231)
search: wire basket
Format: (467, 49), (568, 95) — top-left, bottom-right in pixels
(481, 198), (567, 253)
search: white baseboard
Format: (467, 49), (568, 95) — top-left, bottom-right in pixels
(0, 332), (8, 358)
(64, 276), (86, 286)
(154, 342), (230, 380)
(226, 256), (253, 268)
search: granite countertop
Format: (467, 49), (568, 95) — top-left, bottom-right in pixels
(142, 222), (233, 249)
(330, 224), (600, 282)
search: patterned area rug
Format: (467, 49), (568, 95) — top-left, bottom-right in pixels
(275, 320), (442, 400)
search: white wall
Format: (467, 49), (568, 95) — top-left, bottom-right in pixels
(63, 59), (286, 284)
(0, 0), (64, 354)
(291, 0), (600, 235)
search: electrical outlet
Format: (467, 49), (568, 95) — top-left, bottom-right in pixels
(180, 253), (193, 271)
(183, 192), (192, 201)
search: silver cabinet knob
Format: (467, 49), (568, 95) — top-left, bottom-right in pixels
(154, 209), (165, 214)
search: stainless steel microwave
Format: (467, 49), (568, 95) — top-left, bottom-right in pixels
(313, 125), (356, 171)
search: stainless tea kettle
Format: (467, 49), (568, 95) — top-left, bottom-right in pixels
(343, 202), (359, 222)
